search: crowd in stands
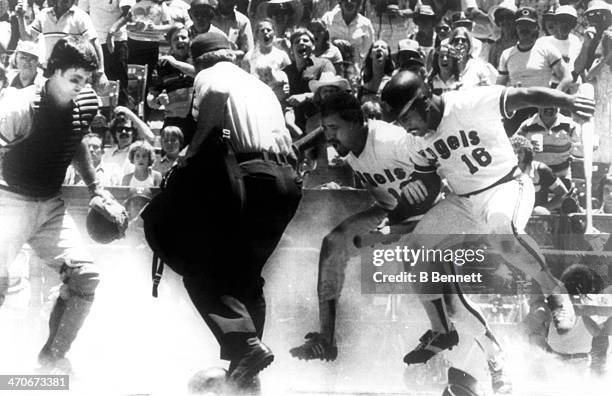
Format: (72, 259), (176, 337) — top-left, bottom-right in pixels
(0, 0), (611, 214)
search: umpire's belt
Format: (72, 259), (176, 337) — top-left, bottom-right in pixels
(235, 151), (292, 166)
(458, 166), (521, 198)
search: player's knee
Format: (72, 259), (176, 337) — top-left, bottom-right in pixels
(64, 263), (101, 299)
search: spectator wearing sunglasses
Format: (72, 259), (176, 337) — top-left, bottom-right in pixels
(7, 40), (44, 89)
(574, 0), (612, 78)
(488, 0), (517, 68)
(102, 106), (155, 175)
(540, 5), (583, 82)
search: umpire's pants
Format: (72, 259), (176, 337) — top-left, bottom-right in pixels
(178, 147), (302, 361)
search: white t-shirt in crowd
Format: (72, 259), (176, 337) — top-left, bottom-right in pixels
(498, 38), (563, 88)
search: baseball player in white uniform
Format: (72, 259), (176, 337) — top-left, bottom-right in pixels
(289, 91), (436, 361)
(380, 71), (595, 377)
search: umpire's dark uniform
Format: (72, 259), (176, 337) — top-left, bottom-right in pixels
(142, 32), (301, 388)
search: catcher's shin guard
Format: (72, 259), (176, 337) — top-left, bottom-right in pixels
(442, 367), (484, 396)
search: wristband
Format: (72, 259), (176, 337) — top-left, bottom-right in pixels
(87, 180), (101, 195)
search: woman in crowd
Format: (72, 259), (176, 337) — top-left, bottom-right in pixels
(358, 39), (394, 103)
(121, 141), (162, 188)
(448, 27), (498, 89)
(596, 175), (612, 214)
(309, 19), (343, 74)
(428, 43), (460, 94)
(147, 24), (196, 144)
(8, 40), (44, 89)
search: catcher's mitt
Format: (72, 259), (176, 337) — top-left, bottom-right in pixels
(86, 194), (129, 244)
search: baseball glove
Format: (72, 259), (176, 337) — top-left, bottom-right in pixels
(86, 194), (129, 244)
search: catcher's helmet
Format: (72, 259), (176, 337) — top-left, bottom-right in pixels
(381, 70), (425, 119)
(86, 196), (129, 244)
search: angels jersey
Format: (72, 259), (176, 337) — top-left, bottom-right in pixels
(346, 120), (433, 211)
(411, 86), (518, 196)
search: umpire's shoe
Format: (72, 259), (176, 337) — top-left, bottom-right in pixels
(289, 332), (338, 361)
(403, 327), (459, 365)
(546, 294), (576, 333)
(228, 337), (274, 389)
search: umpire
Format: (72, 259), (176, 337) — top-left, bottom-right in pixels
(143, 31), (302, 391)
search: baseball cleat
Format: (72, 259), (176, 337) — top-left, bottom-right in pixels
(488, 357), (512, 394)
(403, 328), (458, 365)
(546, 294), (576, 333)
(228, 338), (274, 389)
(289, 332), (338, 361)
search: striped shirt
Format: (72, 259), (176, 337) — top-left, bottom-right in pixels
(517, 112), (580, 175)
(0, 84), (99, 198)
(27, 6), (98, 64)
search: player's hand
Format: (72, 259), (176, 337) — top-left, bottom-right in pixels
(159, 55), (177, 67)
(401, 179), (427, 205)
(570, 94), (595, 121)
(157, 90), (170, 107)
(286, 94), (308, 107)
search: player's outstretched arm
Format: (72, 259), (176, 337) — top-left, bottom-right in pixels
(505, 87), (595, 121)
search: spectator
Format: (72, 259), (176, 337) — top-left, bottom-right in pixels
(541, 5), (557, 36)
(434, 16), (452, 48)
(541, 5), (583, 82)
(333, 38), (360, 90)
(261, 0), (302, 50)
(410, 4), (437, 60)
(586, 28), (612, 165)
(152, 125), (183, 176)
(464, 0), (505, 62)
(497, 6), (571, 134)
(488, 0), (517, 69)
(575, 0), (612, 80)
(361, 99), (383, 119)
(322, 0), (374, 73)
(7, 40), (44, 89)
(283, 28), (335, 136)
(147, 24), (196, 143)
(447, 26), (498, 88)
(358, 39), (393, 103)
(16, 0), (108, 89)
(595, 175), (612, 213)
(126, 0), (173, 116)
(511, 135), (569, 214)
(449, 11), (484, 60)
(121, 140), (162, 188)
(164, 0), (191, 24)
(78, 0), (133, 106)
(363, 0), (416, 56)
(396, 38), (426, 75)
(309, 19), (343, 74)
(103, 106), (155, 174)
(212, 0), (254, 60)
(189, 0), (227, 37)
(428, 43), (460, 94)
(64, 133), (122, 186)
(242, 17), (291, 95)
(517, 106), (582, 188)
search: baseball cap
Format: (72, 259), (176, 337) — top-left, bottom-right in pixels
(190, 0), (218, 9)
(451, 12), (474, 29)
(415, 5), (436, 18)
(15, 40), (40, 59)
(556, 5), (578, 19)
(308, 72), (350, 93)
(586, 0), (611, 15)
(492, 0), (517, 21)
(397, 39), (421, 55)
(515, 7), (538, 24)
(190, 31), (231, 58)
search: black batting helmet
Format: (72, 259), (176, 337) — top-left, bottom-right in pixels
(381, 70), (425, 119)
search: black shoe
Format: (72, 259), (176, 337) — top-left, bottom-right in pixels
(228, 338), (274, 389)
(289, 332), (338, 361)
(37, 349), (72, 375)
(403, 328), (459, 365)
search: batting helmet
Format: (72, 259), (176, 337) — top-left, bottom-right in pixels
(381, 70), (426, 120)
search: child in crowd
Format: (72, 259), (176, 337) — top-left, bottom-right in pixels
(153, 126), (184, 177)
(121, 141), (162, 188)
